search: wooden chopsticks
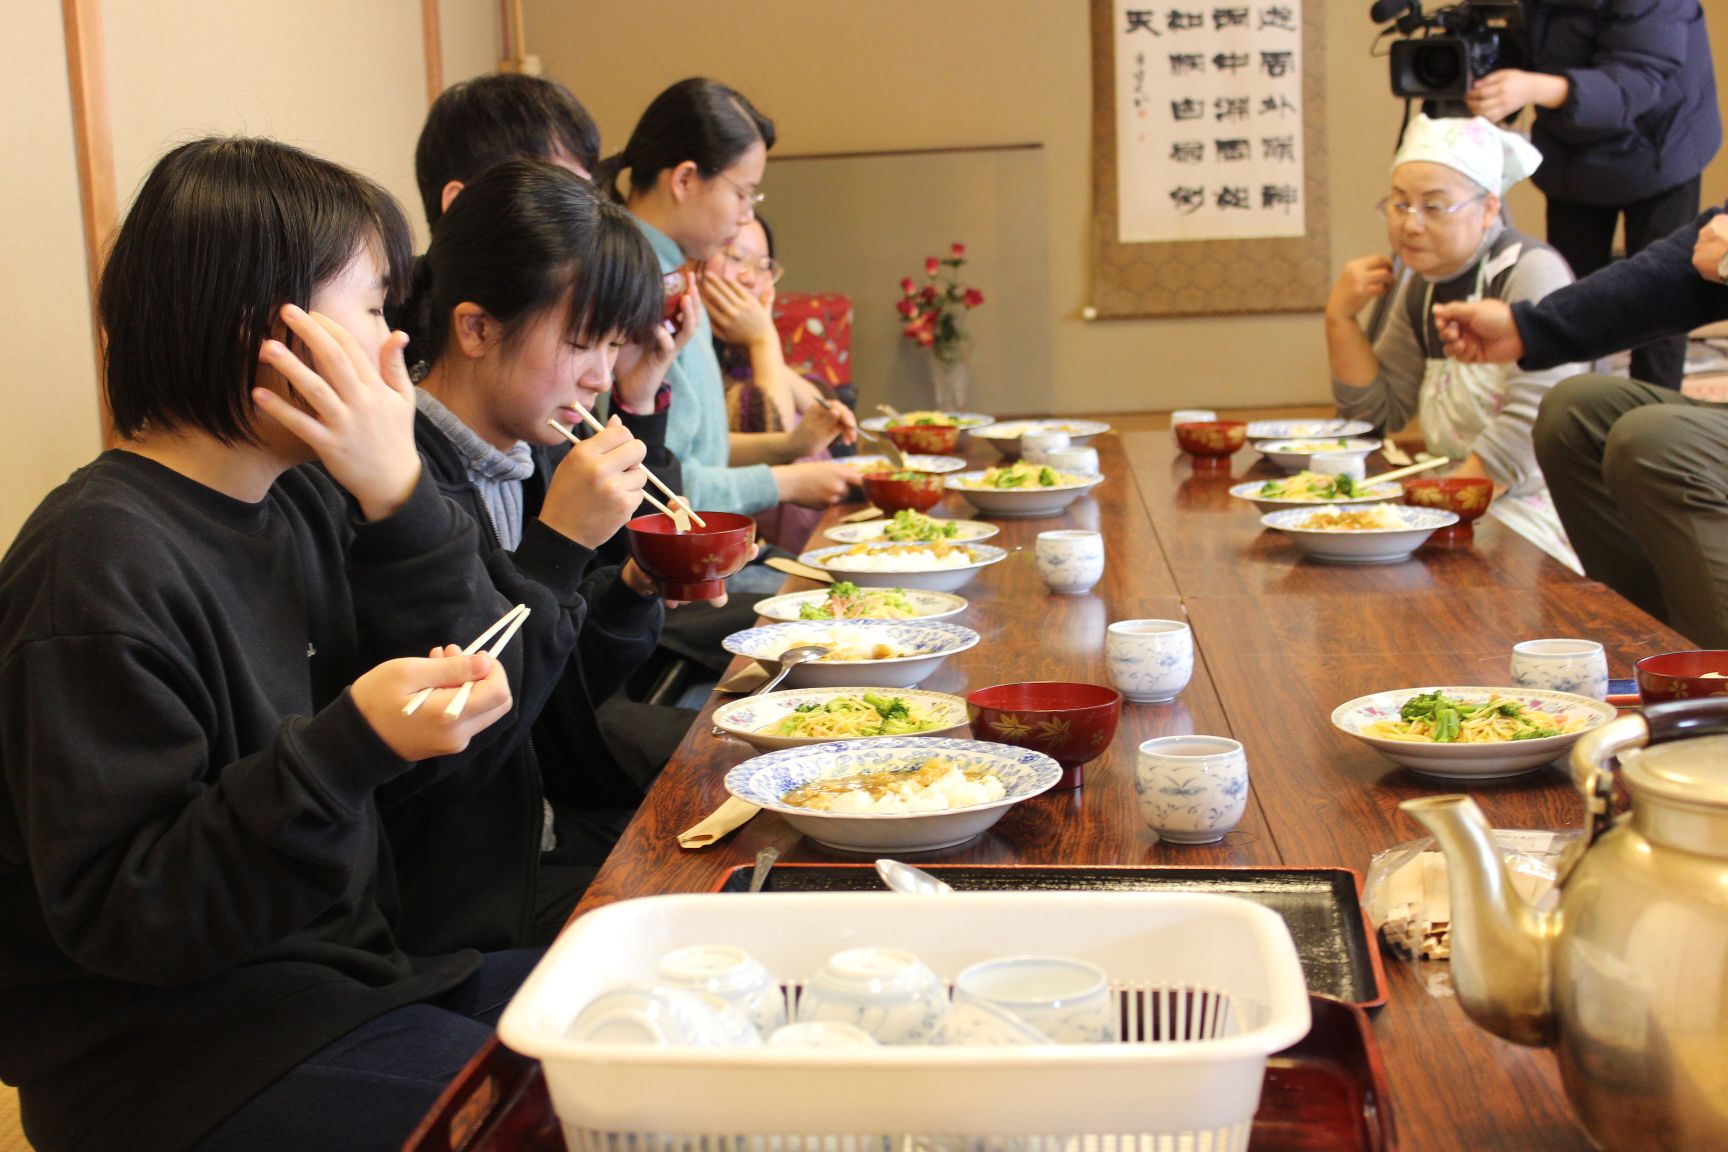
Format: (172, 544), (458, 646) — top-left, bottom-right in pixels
(547, 405), (707, 528)
(401, 603), (531, 717)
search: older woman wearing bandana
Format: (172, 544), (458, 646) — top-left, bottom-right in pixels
(1324, 115), (1585, 555)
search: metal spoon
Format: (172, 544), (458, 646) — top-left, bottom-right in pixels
(875, 857), (956, 896)
(753, 644), (830, 696)
(747, 845), (781, 893)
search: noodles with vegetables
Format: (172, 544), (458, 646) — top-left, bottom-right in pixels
(1363, 691), (1588, 743)
(764, 693), (943, 738)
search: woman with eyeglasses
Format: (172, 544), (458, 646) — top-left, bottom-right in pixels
(1325, 115), (1583, 541)
(595, 79), (860, 518)
(704, 215), (856, 443)
(701, 214), (858, 549)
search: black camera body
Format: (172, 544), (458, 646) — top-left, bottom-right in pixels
(1374, 0), (1526, 116)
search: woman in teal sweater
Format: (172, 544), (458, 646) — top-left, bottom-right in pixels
(596, 78), (859, 517)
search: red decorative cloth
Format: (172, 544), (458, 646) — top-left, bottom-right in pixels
(772, 292), (852, 389)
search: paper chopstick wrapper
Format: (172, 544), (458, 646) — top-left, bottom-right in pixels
(716, 661), (773, 694)
(677, 796), (761, 849)
(765, 556), (834, 583)
(841, 506), (885, 523)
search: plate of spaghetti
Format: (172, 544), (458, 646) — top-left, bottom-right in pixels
(752, 583), (968, 624)
(712, 687), (970, 751)
(1332, 686), (1617, 780)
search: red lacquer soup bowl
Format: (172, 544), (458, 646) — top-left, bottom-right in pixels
(966, 681), (1122, 791)
(626, 511), (755, 601)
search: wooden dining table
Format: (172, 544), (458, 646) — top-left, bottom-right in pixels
(415, 426), (1693, 1152)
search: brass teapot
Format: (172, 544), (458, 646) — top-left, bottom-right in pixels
(1402, 698), (1728, 1151)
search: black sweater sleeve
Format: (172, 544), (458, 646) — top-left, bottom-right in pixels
(1, 630), (410, 987)
(1513, 205), (1728, 368)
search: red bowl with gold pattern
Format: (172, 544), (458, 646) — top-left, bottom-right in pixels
(862, 470), (947, 514)
(1635, 650), (1728, 703)
(1174, 421), (1246, 466)
(966, 681), (1122, 791)
(625, 510), (755, 601)
(886, 423), (962, 456)
(1402, 477), (1493, 539)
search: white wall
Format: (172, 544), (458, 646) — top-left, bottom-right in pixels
(0, 3), (102, 547)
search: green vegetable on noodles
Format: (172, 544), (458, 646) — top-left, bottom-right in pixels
(1038, 466), (1058, 487)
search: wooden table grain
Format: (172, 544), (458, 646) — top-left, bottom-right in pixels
(1121, 430), (1584, 597)
(448, 424), (1694, 1152)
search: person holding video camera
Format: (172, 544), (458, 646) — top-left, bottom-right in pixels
(1464, 0), (1719, 389)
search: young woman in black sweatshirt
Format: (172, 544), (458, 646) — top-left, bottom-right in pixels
(0, 138), (562, 1151)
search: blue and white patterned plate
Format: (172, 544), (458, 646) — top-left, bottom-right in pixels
(849, 453), (968, 474)
(1255, 438), (1382, 474)
(1260, 505), (1457, 564)
(823, 517), (999, 545)
(969, 419), (1112, 456)
(1228, 479), (1403, 514)
(751, 587), (969, 623)
(945, 471), (1105, 519)
(859, 411), (996, 433)
(1332, 686), (1616, 781)
(725, 736), (1062, 852)
(1245, 418), (1374, 441)
(712, 687), (970, 751)
(722, 620), (981, 689)
(797, 542), (1007, 592)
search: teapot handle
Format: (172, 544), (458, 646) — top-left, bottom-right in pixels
(1570, 698), (1728, 844)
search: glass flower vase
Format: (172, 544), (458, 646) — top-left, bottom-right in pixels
(931, 351), (972, 412)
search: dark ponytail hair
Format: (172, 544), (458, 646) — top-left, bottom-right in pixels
(402, 158), (661, 369)
(593, 77), (775, 204)
(100, 136), (411, 444)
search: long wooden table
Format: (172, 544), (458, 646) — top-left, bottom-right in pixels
(452, 428), (1694, 1151)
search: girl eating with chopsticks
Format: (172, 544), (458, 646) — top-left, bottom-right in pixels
(0, 137), (562, 1152)
(397, 157), (702, 953)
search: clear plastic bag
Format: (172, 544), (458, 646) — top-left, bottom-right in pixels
(1363, 828), (1579, 997)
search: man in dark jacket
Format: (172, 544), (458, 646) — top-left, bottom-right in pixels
(1431, 202), (1728, 646)
(1465, 0), (1720, 388)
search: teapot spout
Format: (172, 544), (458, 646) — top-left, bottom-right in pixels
(1401, 794), (1558, 1047)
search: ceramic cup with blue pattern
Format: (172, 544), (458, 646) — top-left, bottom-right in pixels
(953, 955), (1115, 1043)
(1511, 638), (1609, 701)
(1036, 529), (1104, 595)
(1135, 735), (1249, 844)
(795, 947), (949, 1045)
(1106, 619), (1194, 703)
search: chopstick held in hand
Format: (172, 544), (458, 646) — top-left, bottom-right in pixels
(401, 603), (529, 716)
(548, 405), (707, 527)
(443, 605), (531, 718)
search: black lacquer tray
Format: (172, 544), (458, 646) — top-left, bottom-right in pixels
(715, 862), (1388, 1008)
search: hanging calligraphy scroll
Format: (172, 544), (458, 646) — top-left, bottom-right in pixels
(1090, 0), (1330, 317)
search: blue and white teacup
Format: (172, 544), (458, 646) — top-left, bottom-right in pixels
(656, 944), (786, 1035)
(1511, 638), (1609, 701)
(953, 955), (1115, 1043)
(1106, 619), (1193, 703)
(1036, 529), (1104, 595)
(1135, 735), (1249, 845)
(795, 947), (949, 1045)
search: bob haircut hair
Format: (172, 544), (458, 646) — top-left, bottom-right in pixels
(402, 158), (661, 369)
(593, 77), (774, 205)
(415, 73), (602, 227)
(99, 136), (412, 446)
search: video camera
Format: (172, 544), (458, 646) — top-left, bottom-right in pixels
(1371, 0), (1526, 117)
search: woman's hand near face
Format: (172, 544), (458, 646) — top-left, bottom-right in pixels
(253, 305), (423, 521)
(772, 460), (864, 508)
(701, 273), (776, 348)
(1326, 256), (1396, 323)
(540, 416), (650, 548)
(352, 647), (512, 762)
